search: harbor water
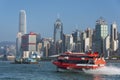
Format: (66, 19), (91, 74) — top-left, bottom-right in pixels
(0, 61), (120, 80)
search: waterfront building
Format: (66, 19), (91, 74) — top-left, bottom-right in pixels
(118, 33), (120, 55)
(19, 10), (26, 35)
(85, 28), (93, 49)
(16, 10), (27, 59)
(21, 32), (37, 51)
(92, 29), (96, 51)
(94, 17), (109, 55)
(37, 43), (42, 54)
(53, 18), (63, 54)
(45, 38), (55, 56)
(63, 34), (75, 52)
(75, 42), (81, 52)
(16, 32), (22, 57)
(21, 32), (37, 58)
(49, 43), (56, 55)
(84, 38), (90, 52)
(79, 28), (94, 52)
(105, 35), (110, 57)
(81, 31), (87, 52)
(42, 39), (50, 57)
(40, 38), (55, 57)
(71, 29), (81, 52)
(110, 22), (119, 53)
(72, 29), (81, 43)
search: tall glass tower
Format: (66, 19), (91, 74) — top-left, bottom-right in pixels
(54, 19), (63, 42)
(94, 17), (109, 54)
(16, 10), (26, 59)
(19, 10), (26, 34)
(54, 18), (63, 54)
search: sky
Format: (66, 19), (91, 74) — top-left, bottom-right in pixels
(0, 0), (120, 41)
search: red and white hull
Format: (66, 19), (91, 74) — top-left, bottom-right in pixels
(53, 61), (105, 70)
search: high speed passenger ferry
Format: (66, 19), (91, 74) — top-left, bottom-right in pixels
(52, 51), (106, 71)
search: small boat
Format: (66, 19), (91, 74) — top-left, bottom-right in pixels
(14, 58), (38, 64)
(52, 51), (106, 71)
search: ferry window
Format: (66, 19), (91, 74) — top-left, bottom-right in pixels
(58, 59), (89, 64)
(68, 60), (88, 64)
(88, 59), (94, 64)
(58, 60), (63, 62)
(78, 60), (88, 64)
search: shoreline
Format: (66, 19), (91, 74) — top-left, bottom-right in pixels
(105, 59), (120, 63)
(0, 59), (120, 63)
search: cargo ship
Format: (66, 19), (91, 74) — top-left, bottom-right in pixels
(52, 51), (106, 71)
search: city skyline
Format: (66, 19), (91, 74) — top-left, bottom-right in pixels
(0, 0), (120, 41)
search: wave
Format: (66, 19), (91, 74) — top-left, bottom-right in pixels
(83, 66), (120, 75)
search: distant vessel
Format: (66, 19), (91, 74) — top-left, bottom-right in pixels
(52, 51), (106, 71)
(14, 51), (41, 64)
(14, 58), (38, 64)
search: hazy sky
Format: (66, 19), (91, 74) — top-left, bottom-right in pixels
(0, 0), (120, 41)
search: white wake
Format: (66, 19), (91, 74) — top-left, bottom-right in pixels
(83, 66), (120, 75)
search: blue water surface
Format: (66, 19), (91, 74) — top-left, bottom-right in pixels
(0, 61), (119, 80)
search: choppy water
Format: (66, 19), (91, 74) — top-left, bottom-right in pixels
(0, 61), (120, 80)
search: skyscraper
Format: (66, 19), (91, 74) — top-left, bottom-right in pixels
(16, 10), (26, 58)
(19, 10), (26, 34)
(21, 32), (37, 51)
(72, 29), (82, 52)
(54, 18), (63, 43)
(54, 18), (63, 54)
(110, 22), (119, 52)
(72, 29), (81, 43)
(94, 17), (109, 55)
(63, 34), (74, 52)
(16, 32), (22, 57)
(111, 22), (118, 41)
(21, 32), (37, 58)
